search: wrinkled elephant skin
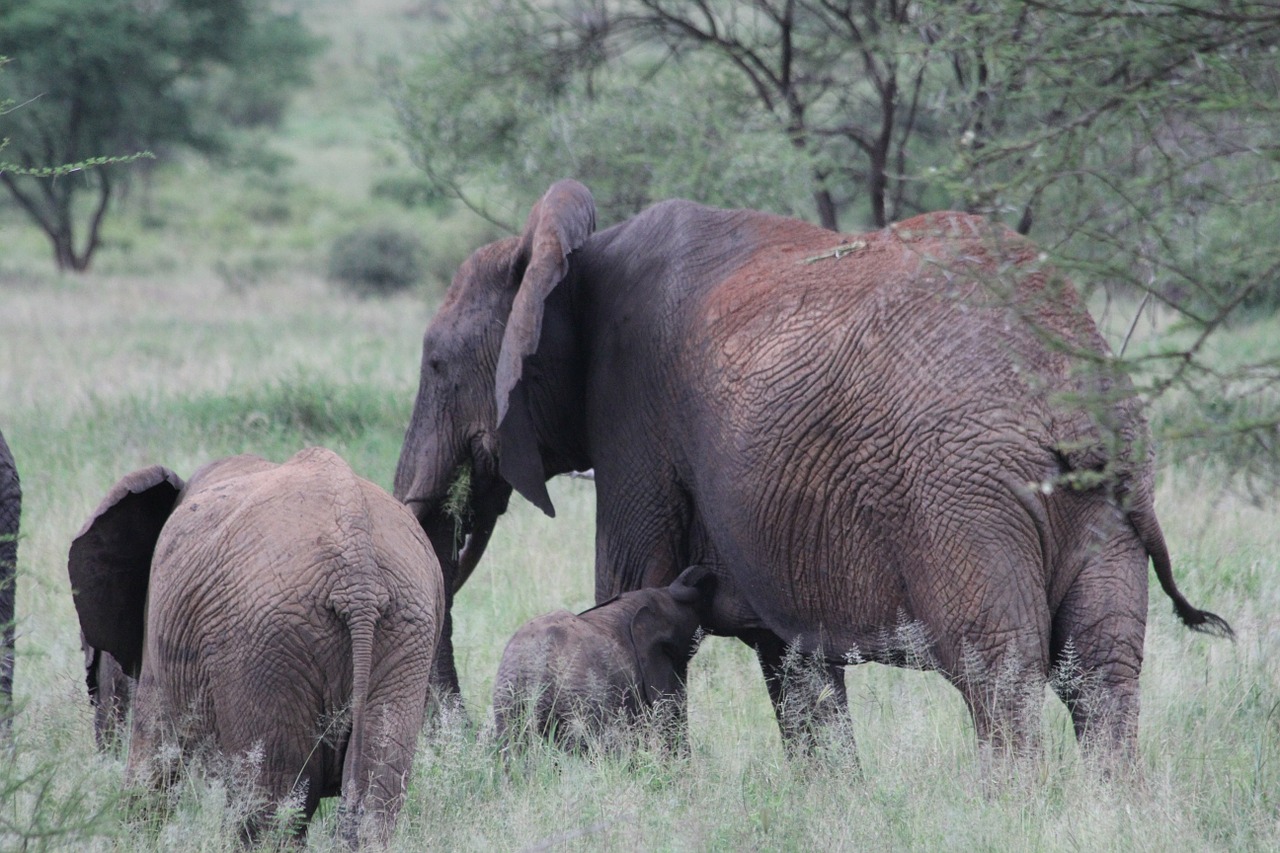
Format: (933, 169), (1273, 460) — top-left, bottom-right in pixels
(0, 429), (19, 727)
(70, 447), (444, 845)
(493, 564), (713, 752)
(394, 180), (1232, 764)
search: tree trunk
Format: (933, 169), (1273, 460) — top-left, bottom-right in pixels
(814, 187), (839, 231)
(2, 169), (111, 273)
(867, 149), (888, 229)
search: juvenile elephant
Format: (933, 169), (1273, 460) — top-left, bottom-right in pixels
(1, 428), (19, 725)
(493, 565), (714, 752)
(394, 180), (1232, 766)
(69, 447), (443, 845)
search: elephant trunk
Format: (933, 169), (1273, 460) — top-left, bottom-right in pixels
(408, 484), (508, 714)
(408, 506), (466, 705)
(392, 423), (459, 518)
(395, 404), (512, 713)
(454, 482), (508, 592)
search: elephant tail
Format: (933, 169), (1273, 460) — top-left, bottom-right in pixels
(1129, 505), (1234, 640)
(343, 607), (376, 768)
(340, 608), (379, 828)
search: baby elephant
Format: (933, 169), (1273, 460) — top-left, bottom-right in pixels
(492, 565), (715, 752)
(69, 448), (443, 846)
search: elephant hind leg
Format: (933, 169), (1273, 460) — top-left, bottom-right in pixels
(915, 541), (1053, 768)
(337, 630), (432, 847)
(1050, 529), (1148, 770)
(239, 765), (327, 845)
(947, 641), (1049, 774)
(748, 631), (855, 763)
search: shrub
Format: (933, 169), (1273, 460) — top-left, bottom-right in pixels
(327, 225), (425, 296)
(371, 173), (454, 213)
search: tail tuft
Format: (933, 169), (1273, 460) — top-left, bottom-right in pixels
(1174, 602), (1235, 641)
(1130, 504), (1235, 643)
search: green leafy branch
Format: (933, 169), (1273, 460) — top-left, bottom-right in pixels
(0, 150), (153, 179)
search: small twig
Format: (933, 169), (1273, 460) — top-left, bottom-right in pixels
(1118, 290), (1153, 358)
(802, 240), (867, 264)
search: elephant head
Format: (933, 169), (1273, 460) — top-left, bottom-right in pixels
(394, 180), (597, 700)
(67, 464), (183, 752)
(616, 563), (716, 705)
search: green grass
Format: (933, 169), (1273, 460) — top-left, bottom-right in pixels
(1, 1), (1278, 849)
(3, 255), (1278, 852)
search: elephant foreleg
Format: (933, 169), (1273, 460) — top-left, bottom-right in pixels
(750, 631), (854, 760)
(427, 607), (468, 727)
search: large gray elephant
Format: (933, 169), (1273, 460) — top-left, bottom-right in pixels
(394, 180), (1232, 765)
(70, 447), (443, 845)
(493, 564), (714, 752)
(1, 428), (19, 726)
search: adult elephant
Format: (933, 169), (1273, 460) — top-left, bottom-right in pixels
(70, 447), (443, 844)
(394, 180), (1232, 764)
(1, 428), (19, 725)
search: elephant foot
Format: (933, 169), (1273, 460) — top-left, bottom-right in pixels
(425, 685), (472, 736)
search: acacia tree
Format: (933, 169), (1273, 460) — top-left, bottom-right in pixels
(396, 1), (1280, 227)
(924, 2), (1280, 490)
(393, 0), (950, 230)
(0, 0), (317, 272)
(396, 0), (1280, 484)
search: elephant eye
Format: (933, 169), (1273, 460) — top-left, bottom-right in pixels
(428, 358), (443, 374)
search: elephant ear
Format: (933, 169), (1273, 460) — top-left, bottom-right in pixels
(669, 564), (716, 605)
(495, 179), (596, 517)
(67, 465), (184, 678)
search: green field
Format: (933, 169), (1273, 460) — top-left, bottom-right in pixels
(2, 2), (1278, 850)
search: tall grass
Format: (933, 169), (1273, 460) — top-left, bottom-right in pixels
(2, 258), (1276, 850)
(1, 2), (1276, 849)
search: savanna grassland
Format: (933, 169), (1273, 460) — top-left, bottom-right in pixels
(2, 1), (1278, 850)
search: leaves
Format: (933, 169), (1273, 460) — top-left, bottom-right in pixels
(0, 1), (319, 271)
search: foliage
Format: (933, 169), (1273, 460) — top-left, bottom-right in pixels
(327, 225), (426, 297)
(372, 172), (456, 212)
(392, 0), (1280, 488)
(387, 6), (817, 229)
(0, 0), (320, 272)
(0, 710), (122, 849)
(940, 2), (1280, 485)
(393, 1), (1280, 229)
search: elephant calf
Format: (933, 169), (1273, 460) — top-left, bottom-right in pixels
(492, 565), (714, 753)
(69, 448), (444, 846)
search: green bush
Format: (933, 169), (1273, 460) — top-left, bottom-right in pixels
(326, 225), (425, 296)
(371, 172), (454, 212)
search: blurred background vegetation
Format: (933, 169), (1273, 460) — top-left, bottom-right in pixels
(2, 0), (1277, 489)
(1, 3), (1278, 849)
